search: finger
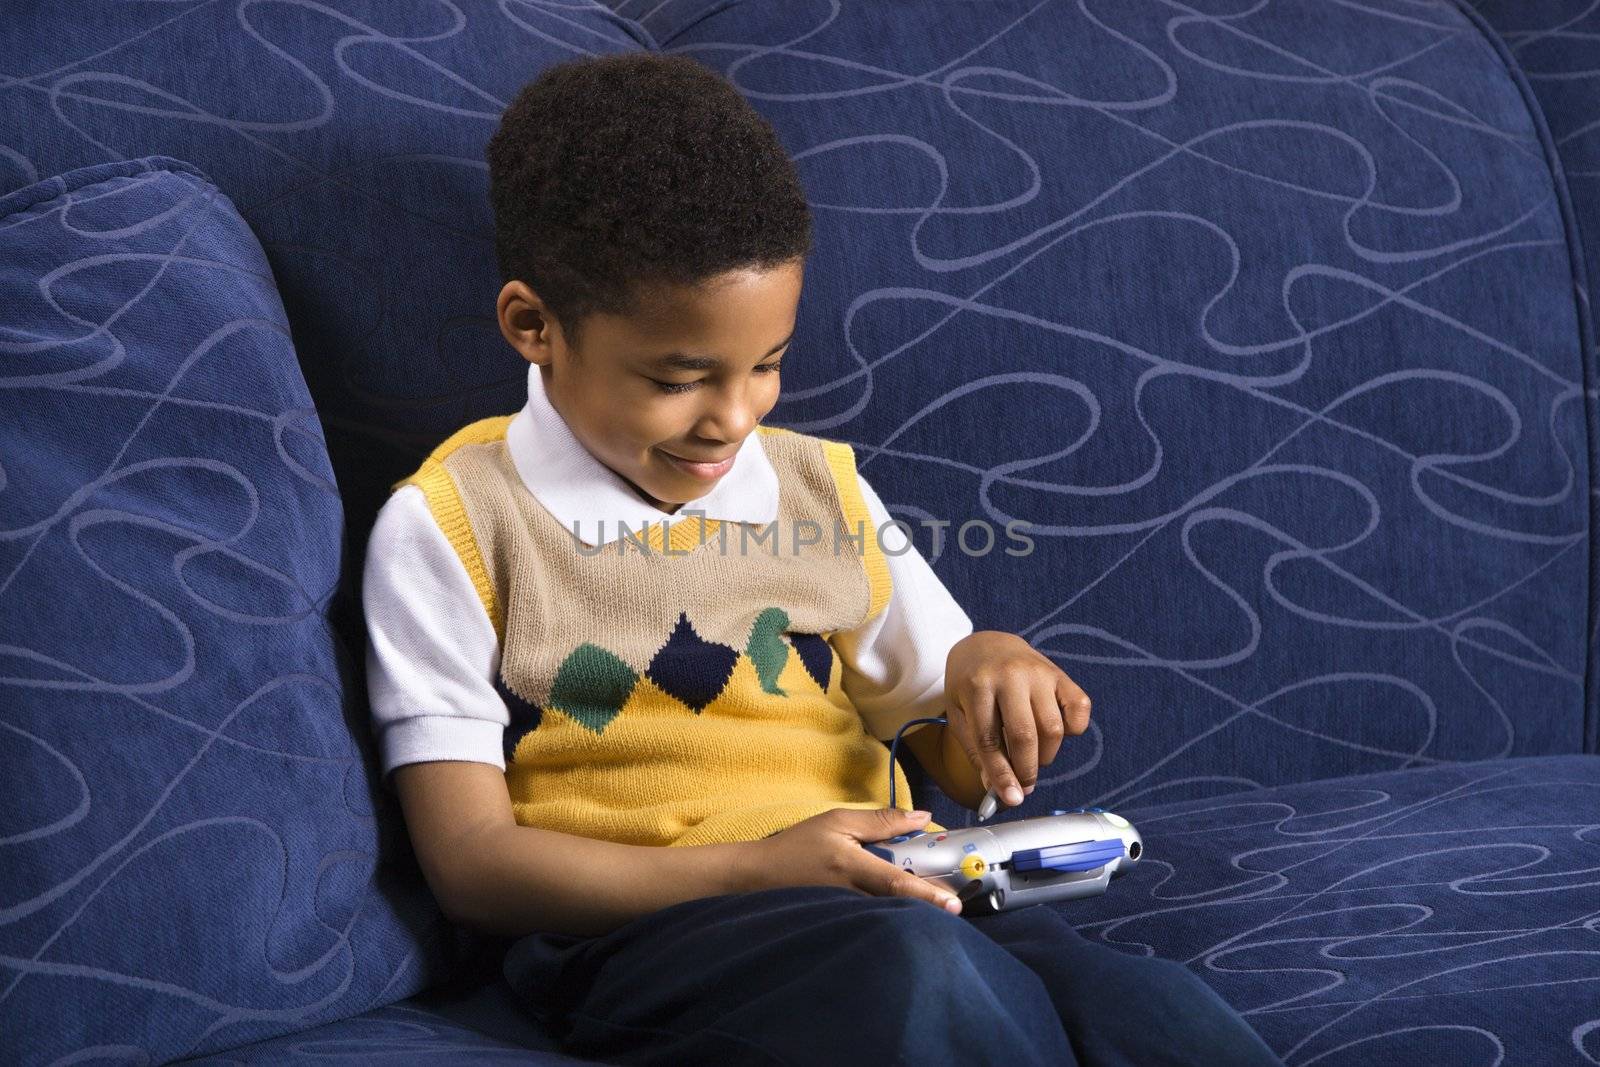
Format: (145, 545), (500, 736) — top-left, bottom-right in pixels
(945, 693), (982, 778)
(996, 672), (1037, 802)
(1031, 673), (1065, 783)
(826, 806), (925, 843)
(1056, 673), (1091, 735)
(857, 854), (963, 913)
(849, 806), (932, 842)
(959, 679), (1011, 802)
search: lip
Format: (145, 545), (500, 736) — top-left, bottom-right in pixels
(659, 448), (737, 479)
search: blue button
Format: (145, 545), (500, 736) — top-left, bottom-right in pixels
(887, 835), (909, 844)
(906, 830), (928, 838)
(1089, 807), (1105, 814)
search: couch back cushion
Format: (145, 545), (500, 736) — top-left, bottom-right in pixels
(1, 2), (1592, 808)
(1466, 0), (1600, 754)
(648, 4), (1600, 812)
(0, 158), (477, 1064)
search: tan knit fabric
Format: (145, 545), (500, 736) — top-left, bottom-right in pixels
(402, 421), (944, 847)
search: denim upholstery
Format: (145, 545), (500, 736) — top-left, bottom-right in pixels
(3, 2), (1597, 1063)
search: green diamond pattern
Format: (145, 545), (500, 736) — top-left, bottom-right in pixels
(547, 642), (640, 735)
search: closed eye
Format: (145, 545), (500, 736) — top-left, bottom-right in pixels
(651, 358), (783, 395)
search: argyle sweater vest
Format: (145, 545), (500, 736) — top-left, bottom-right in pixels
(394, 419), (946, 847)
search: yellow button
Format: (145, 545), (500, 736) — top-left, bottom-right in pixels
(1103, 812), (1129, 828)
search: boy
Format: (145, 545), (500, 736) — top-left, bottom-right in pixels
(364, 52), (1285, 1067)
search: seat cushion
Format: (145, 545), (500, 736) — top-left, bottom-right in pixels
(191, 754), (1600, 1065)
(172, 974), (596, 1066)
(0, 158), (481, 1065)
(1051, 753), (1600, 1064)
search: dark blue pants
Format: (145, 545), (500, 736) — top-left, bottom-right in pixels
(502, 885), (1284, 1066)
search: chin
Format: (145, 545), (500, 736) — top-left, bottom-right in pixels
(663, 484), (715, 505)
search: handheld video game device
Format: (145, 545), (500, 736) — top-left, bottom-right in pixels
(870, 716), (1143, 915)
(862, 807), (1142, 915)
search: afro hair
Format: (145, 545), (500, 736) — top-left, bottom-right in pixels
(485, 52), (813, 352)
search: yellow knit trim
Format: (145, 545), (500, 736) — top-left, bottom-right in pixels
(817, 438), (892, 621)
(391, 416), (513, 642)
(642, 514), (723, 554)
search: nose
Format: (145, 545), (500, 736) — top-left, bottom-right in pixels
(695, 383), (763, 442)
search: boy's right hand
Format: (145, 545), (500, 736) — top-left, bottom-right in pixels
(738, 808), (964, 915)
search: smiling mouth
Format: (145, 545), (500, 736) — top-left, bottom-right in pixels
(659, 448), (737, 478)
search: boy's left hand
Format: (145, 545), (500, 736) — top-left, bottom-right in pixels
(944, 630), (1091, 811)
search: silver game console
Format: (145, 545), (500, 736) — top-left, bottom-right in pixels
(863, 808), (1143, 915)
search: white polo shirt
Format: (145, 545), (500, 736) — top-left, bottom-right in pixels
(362, 362), (975, 779)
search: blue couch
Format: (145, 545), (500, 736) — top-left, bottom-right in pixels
(3, 1), (1597, 1063)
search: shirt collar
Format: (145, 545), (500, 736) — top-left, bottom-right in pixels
(505, 362), (780, 547)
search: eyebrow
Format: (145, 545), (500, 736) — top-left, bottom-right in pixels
(646, 330), (794, 372)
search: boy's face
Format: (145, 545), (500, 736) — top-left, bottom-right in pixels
(496, 260), (803, 514)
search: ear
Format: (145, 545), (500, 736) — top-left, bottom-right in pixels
(497, 280), (555, 366)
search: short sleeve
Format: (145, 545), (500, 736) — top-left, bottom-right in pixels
(363, 484), (508, 780)
(832, 472), (975, 743)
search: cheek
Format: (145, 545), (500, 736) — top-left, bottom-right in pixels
(593, 392), (651, 442)
(627, 413), (679, 453)
(640, 409), (679, 441)
(585, 408), (656, 463)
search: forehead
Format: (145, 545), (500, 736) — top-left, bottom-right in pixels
(602, 266), (802, 366)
